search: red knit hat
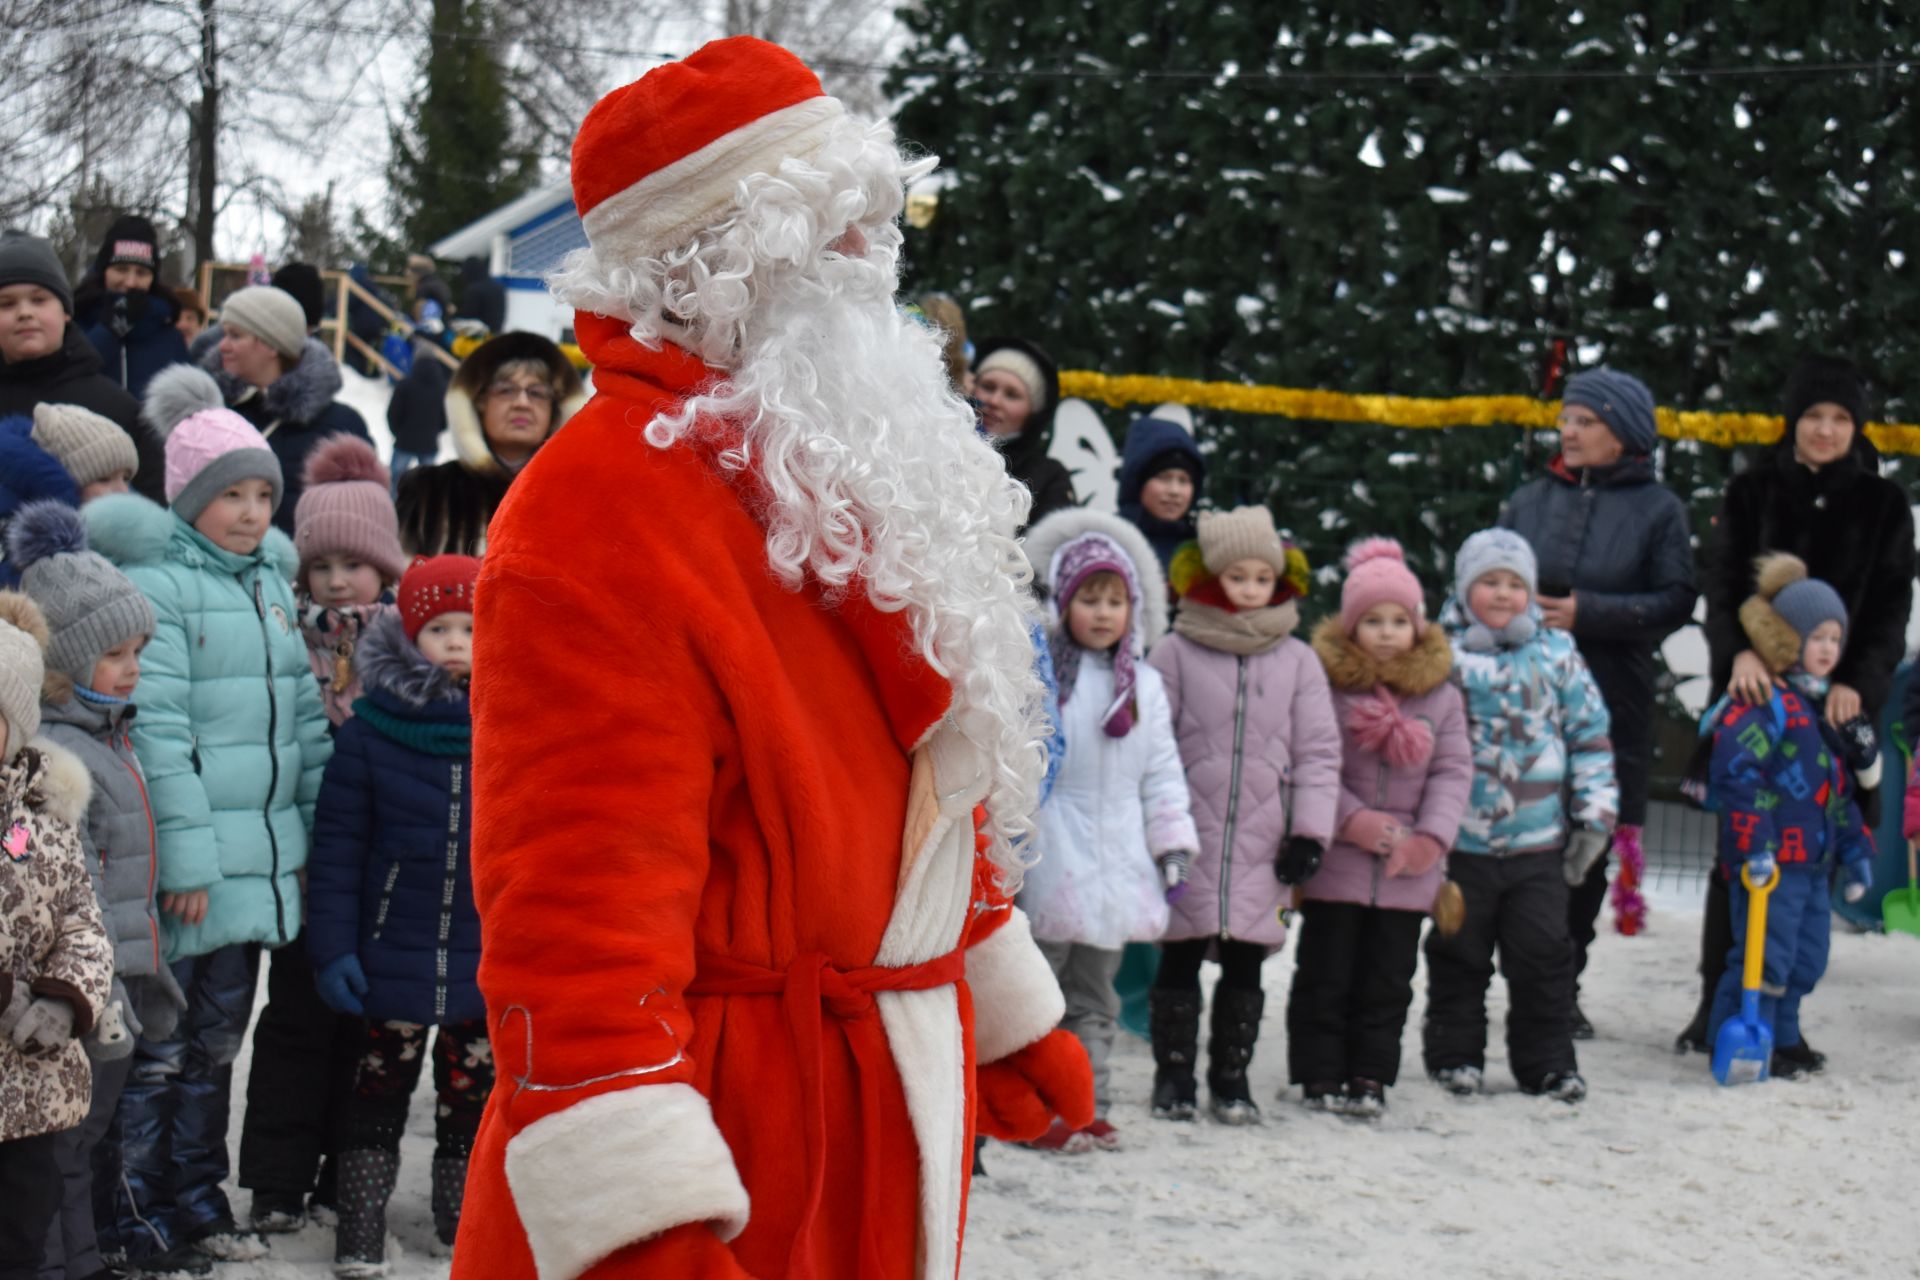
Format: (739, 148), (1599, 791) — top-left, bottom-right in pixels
(398, 555), (481, 642)
(571, 36), (845, 267)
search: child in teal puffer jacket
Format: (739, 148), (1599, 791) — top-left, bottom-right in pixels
(83, 364), (331, 1266)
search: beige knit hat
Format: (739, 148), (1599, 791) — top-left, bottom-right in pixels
(0, 591), (50, 761)
(32, 403), (139, 489)
(219, 285), (309, 360)
(1198, 505), (1290, 576)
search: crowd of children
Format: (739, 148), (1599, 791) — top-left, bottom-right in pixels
(0, 355), (1898, 1274)
(1014, 452), (1887, 1153)
(0, 353), (483, 1278)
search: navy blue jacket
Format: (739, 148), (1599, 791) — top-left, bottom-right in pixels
(1117, 415), (1206, 572)
(306, 611), (480, 1026)
(1500, 454), (1696, 824)
(74, 285), (192, 402)
(0, 415), (79, 588)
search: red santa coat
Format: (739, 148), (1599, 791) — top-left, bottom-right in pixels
(452, 315), (1068, 1280)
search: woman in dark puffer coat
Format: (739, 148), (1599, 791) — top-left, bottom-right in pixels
(1498, 368), (1696, 1036)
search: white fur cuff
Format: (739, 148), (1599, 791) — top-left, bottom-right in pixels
(504, 1082), (750, 1280)
(966, 908), (1066, 1064)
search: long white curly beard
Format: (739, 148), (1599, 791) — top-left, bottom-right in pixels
(550, 112), (1050, 880)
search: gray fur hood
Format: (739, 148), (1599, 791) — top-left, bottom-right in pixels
(355, 610), (466, 710)
(204, 338), (344, 427)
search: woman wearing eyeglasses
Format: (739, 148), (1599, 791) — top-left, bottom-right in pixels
(396, 332), (586, 557)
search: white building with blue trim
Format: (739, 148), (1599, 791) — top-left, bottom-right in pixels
(430, 180), (582, 342)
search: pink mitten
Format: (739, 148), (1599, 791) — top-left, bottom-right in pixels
(1340, 809), (1406, 856)
(1386, 832), (1446, 879)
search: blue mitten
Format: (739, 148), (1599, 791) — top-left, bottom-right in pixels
(1842, 858), (1874, 904)
(1746, 854), (1777, 887)
(316, 954), (368, 1015)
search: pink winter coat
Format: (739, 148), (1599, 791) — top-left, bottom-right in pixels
(1302, 619), (1473, 914)
(300, 600), (394, 727)
(1149, 603), (1341, 947)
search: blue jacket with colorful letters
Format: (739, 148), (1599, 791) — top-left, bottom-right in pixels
(1708, 685), (1873, 878)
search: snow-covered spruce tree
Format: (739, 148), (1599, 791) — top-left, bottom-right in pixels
(892, 2), (1919, 606)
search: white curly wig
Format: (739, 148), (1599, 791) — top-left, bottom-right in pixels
(548, 111), (1049, 880)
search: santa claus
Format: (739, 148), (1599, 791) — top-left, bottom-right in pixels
(451, 36), (1094, 1280)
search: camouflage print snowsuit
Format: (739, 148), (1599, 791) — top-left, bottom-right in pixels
(1439, 598), (1617, 855)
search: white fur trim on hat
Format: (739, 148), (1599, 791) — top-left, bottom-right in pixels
(504, 1082), (750, 1280)
(581, 96), (845, 267)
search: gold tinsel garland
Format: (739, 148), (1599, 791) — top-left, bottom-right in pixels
(1057, 370), (1920, 456)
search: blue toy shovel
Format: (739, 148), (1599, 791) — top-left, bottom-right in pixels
(1712, 863), (1778, 1086)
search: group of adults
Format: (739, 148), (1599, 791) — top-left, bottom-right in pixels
(962, 329), (1910, 1056)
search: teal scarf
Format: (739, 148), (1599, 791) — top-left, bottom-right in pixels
(351, 698), (471, 757)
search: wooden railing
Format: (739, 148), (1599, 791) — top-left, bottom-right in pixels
(193, 263), (461, 380)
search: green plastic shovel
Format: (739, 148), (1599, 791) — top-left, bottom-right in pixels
(1882, 839), (1920, 938)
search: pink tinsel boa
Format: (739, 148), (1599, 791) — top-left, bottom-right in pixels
(1611, 823), (1647, 935)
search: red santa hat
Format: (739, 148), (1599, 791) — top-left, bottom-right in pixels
(572, 36), (845, 267)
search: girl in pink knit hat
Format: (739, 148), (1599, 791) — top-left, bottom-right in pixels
(82, 365), (331, 1266)
(1291, 538), (1472, 1117)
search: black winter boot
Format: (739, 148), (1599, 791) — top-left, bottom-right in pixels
(1205, 988), (1265, 1126)
(431, 1154), (469, 1252)
(1148, 988), (1202, 1121)
(333, 1148), (400, 1276)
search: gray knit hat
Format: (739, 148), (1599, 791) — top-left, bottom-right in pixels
(0, 591), (50, 760)
(6, 500), (155, 685)
(1772, 578), (1847, 647)
(219, 285), (308, 360)
(1197, 504), (1290, 576)
(1454, 527), (1538, 600)
(0, 232), (73, 314)
(32, 403), (139, 489)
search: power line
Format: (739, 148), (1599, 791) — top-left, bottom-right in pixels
(12, 6), (1919, 84)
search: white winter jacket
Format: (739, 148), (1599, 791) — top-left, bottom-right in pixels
(1021, 655), (1199, 949)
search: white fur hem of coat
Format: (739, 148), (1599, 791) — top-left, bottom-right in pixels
(965, 907), (1065, 1065)
(874, 718), (991, 1280)
(502, 1081), (749, 1280)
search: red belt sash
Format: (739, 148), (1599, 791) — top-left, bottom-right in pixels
(689, 948), (966, 1279)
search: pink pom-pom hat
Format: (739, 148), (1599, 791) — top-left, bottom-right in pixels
(1340, 536), (1428, 637)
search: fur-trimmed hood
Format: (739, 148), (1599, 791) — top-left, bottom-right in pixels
(204, 338), (345, 428)
(355, 609), (467, 713)
(1311, 616), (1454, 696)
(4, 738), (91, 826)
(1024, 507), (1169, 647)
(444, 332), (587, 478)
(1739, 551), (1824, 675)
(83, 491), (298, 579)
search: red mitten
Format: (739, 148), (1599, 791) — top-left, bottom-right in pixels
(584, 1223), (757, 1279)
(1385, 832), (1446, 879)
(1340, 809), (1407, 856)
(975, 1028), (1094, 1141)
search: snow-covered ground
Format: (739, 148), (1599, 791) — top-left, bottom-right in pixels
(205, 887), (1918, 1280)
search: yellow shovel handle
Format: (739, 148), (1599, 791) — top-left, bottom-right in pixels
(1741, 863), (1777, 993)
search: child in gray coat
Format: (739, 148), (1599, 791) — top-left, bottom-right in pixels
(9, 498), (184, 1278)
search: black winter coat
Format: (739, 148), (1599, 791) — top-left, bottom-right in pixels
(1501, 454), (1697, 824)
(1704, 437), (1915, 718)
(306, 612), (480, 1026)
(210, 340), (371, 534)
(975, 337), (1075, 532)
(0, 324), (163, 502)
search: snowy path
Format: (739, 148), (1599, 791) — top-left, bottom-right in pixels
(214, 899), (1919, 1279)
